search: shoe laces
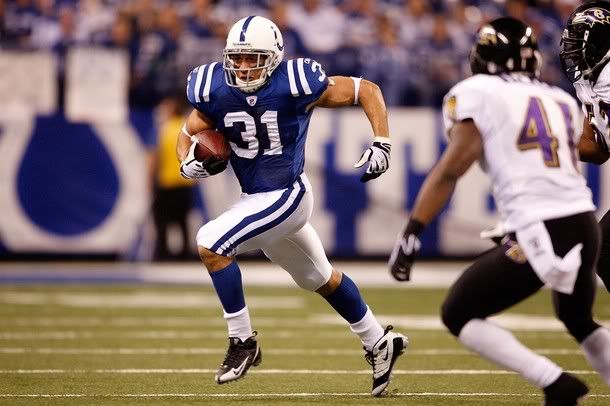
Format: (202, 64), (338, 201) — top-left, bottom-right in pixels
(364, 348), (374, 366)
(222, 331), (257, 366)
(363, 325), (394, 367)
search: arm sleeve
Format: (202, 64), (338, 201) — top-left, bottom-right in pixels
(286, 58), (330, 111)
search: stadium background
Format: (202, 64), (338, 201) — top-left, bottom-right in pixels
(2, 0), (610, 260)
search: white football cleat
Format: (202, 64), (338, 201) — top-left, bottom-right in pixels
(364, 325), (409, 396)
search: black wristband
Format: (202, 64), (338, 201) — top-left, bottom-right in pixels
(405, 219), (425, 237)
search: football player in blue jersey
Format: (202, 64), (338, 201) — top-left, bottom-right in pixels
(176, 16), (407, 396)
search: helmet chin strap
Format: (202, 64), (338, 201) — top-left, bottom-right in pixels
(235, 75), (267, 93)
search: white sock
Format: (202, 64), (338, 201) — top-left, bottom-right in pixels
(350, 306), (385, 351)
(581, 327), (610, 386)
(459, 319), (562, 388)
(223, 306), (253, 342)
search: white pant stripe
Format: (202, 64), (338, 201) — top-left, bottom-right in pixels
(217, 181), (304, 255)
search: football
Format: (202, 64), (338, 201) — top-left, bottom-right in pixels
(192, 129), (231, 163)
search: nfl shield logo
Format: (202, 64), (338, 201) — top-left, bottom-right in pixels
(246, 96), (257, 106)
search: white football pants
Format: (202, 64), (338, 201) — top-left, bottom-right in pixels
(197, 173), (333, 291)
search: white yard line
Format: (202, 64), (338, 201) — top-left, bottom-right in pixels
(2, 314), (609, 333)
(1, 261), (606, 288)
(0, 292), (303, 309)
(0, 262), (469, 287)
(0, 348), (586, 356)
(0, 331), (357, 340)
(0, 392), (608, 399)
(0, 330), (591, 340)
(0, 316), (311, 327)
(0, 368), (599, 375)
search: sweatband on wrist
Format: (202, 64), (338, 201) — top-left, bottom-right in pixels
(350, 76), (362, 105)
(181, 123), (192, 137)
(373, 136), (391, 145)
(405, 219), (425, 237)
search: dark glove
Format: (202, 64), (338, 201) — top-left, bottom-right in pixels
(202, 157), (228, 176)
(389, 220), (424, 281)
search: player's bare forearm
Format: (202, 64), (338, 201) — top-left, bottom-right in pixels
(410, 164), (459, 225)
(359, 79), (389, 138)
(176, 109), (215, 162)
(411, 120), (482, 225)
(312, 76), (389, 138)
(578, 117), (610, 164)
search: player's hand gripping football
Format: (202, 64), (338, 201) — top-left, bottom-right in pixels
(354, 137), (391, 182)
(389, 220), (423, 282)
(180, 138), (227, 179)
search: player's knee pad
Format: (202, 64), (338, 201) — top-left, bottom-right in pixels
(289, 267), (331, 291)
(196, 225), (213, 251)
(440, 298), (473, 337)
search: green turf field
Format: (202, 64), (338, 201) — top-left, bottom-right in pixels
(1, 284), (609, 405)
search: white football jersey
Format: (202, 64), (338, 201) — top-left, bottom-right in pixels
(573, 63), (610, 149)
(442, 73), (594, 232)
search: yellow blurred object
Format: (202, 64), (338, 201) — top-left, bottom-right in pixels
(157, 116), (194, 188)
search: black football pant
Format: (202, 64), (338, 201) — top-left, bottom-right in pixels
(442, 212), (601, 343)
(596, 209), (610, 292)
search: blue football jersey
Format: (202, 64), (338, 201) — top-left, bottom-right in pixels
(186, 58), (329, 194)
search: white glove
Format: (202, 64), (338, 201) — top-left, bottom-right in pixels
(180, 141), (211, 179)
(354, 136), (391, 182)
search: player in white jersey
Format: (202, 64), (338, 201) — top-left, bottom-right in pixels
(176, 16), (407, 396)
(560, 0), (610, 293)
(389, 17), (610, 405)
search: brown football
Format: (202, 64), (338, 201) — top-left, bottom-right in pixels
(192, 129), (231, 162)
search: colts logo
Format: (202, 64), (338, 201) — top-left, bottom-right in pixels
(572, 8), (610, 27)
(246, 96), (257, 106)
(273, 29), (284, 51)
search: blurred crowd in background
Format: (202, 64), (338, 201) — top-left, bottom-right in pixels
(1, 0), (589, 260)
(1, 0), (585, 108)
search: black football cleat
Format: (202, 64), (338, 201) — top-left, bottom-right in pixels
(215, 331), (262, 384)
(543, 372), (589, 406)
(364, 325), (409, 396)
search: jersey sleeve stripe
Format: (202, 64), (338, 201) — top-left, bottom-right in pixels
(186, 72), (193, 99)
(287, 60), (299, 97)
(297, 58), (312, 95)
(203, 62), (217, 102)
(193, 64), (207, 103)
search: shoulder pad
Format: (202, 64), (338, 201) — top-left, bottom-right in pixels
(284, 58), (329, 98)
(449, 74), (498, 96)
(186, 62), (221, 106)
(594, 63), (610, 103)
(443, 75), (493, 121)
